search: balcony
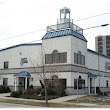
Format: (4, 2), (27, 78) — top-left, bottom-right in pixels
(46, 22), (83, 35)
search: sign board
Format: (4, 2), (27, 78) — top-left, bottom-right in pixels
(105, 62), (110, 71)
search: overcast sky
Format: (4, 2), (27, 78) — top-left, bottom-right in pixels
(0, 0), (110, 50)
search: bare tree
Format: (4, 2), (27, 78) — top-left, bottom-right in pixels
(29, 49), (59, 106)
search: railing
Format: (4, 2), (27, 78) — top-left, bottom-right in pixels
(46, 22), (83, 35)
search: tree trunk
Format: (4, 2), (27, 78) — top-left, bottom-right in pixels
(44, 86), (48, 106)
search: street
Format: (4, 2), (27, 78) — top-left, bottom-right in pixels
(0, 102), (40, 108)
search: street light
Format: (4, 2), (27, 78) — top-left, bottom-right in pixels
(76, 23), (110, 107)
(83, 24), (109, 30)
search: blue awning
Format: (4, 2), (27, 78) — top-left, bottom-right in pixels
(14, 71), (31, 77)
(88, 72), (97, 78)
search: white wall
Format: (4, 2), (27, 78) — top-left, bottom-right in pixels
(71, 36), (87, 66)
(42, 36), (71, 64)
(87, 51), (110, 73)
(0, 45), (41, 69)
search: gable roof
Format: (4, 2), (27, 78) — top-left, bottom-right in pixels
(0, 43), (42, 52)
(42, 28), (87, 42)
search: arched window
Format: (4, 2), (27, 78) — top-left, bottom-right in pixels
(78, 51), (82, 64)
(78, 51), (81, 54)
(74, 51), (85, 65)
(52, 50), (59, 63)
(45, 50), (67, 64)
(52, 50), (58, 54)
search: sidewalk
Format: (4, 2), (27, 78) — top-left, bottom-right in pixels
(0, 93), (97, 107)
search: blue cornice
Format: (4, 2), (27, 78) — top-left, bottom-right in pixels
(87, 49), (110, 59)
(0, 43), (42, 52)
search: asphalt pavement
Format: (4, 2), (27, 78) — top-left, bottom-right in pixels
(0, 102), (40, 108)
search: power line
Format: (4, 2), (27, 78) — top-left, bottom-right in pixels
(0, 29), (45, 42)
(0, 13), (110, 42)
(74, 13), (110, 22)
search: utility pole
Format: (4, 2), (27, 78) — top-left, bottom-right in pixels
(77, 72), (79, 107)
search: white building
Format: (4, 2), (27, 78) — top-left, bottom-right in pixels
(0, 7), (110, 95)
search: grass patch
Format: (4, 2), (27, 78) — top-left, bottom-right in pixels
(67, 95), (110, 105)
(0, 98), (85, 107)
(17, 95), (60, 100)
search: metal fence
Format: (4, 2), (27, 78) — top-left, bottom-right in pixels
(46, 22), (83, 34)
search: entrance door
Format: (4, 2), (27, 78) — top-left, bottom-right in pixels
(23, 77), (30, 89)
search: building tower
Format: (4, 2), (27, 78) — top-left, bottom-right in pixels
(58, 7), (71, 24)
(46, 7), (83, 35)
(95, 35), (110, 56)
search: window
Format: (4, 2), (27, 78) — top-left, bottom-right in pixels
(45, 50), (67, 64)
(98, 49), (103, 53)
(59, 52), (67, 63)
(4, 61), (9, 69)
(74, 51), (85, 65)
(106, 80), (108, 87)
(3, 78), (8, 86)
(53, 53), (59, 63)
(82, 55), (85, 65)
(106, 36), (110, 40)
(74, 76), (85, 89)
(98, 37), (102, 41)
(74, 53), (78, 64)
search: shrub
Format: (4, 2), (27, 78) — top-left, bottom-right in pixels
(47, 88), (56, 95)
(6, 86), (11, 92)
(0, 85), (11, 93)
(25, 88), (35, 95)
(29, 85), (34, 89)
(10, 91), (20, 98)
(35, 87), (42, 95)
(41, 87), (56, 96)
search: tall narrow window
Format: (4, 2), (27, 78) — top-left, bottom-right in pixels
(59, 52), (67, 63)
(74, 51), (85, 65)
(4, 61), (9, 69)
(3, 78), (8, 86)
(106, 80), (108, 87)
(82, 55), (85, 65)
(45, 54), (52, 64)
(74, 53), (78, 64)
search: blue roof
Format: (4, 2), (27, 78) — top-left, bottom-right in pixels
(0, 43), (42, 52)
(88, 72), (97, 78)
(42, 28), (87, 42)
(15, 71), (31, 77)
(87, 49), (110, 60)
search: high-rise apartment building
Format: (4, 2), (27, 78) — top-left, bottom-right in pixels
(95, 35), (110, 56)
